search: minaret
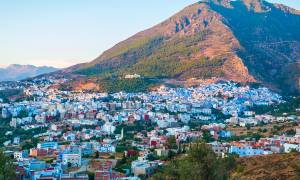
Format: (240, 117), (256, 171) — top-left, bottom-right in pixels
(121, 128), (124, 140)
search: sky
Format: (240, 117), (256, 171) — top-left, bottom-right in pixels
(0, 0), (299, 68)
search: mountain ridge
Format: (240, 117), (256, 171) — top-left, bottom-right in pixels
(61, 0), (300, 94)
(0, 64), (59, 82)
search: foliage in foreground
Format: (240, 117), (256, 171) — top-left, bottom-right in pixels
(152, 142), (237, 180)
(0, 150), (15, 179)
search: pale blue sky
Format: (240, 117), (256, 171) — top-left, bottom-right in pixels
(0, 0), (299, 68)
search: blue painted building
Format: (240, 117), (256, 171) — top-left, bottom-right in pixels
(37, 142), (58, 150)
(229, 146), (272, 157)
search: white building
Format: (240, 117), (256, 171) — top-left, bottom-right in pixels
(283, 143), (299, 153)
(125, 74), (141, 79)
(14, 151), (28, 161)
(102, 122), (116, 135)
(62, 147), (82, 167)
(99, 143), (116, 153)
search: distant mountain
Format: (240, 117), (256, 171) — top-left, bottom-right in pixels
(63, 0), (300, 94)
(0, 64), (59, 81)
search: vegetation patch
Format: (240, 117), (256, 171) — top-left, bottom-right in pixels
(98, 78), (159, 93)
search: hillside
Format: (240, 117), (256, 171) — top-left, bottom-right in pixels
(231, 153), (300, 180)
(67, 0), (300, 93)
(0, 64), (59, 81)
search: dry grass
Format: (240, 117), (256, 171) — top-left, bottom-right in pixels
(231, 153), (300, 180)
(227, 122), (297, 137)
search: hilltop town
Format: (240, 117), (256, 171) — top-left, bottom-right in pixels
(1, 0), (300, 179)
(1, 76), (300, 179)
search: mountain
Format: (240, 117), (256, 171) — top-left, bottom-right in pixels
(0, 64), (59, 81)
(67, 0), (300, 94)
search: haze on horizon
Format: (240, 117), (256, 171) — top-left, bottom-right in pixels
(0, 0), (299, 68)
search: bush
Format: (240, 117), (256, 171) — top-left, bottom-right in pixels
(0, 151), (15, 179)
(152, 142), (237, 180)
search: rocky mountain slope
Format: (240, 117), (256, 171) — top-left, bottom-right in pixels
(0, 64), (59, 81)
(67, 0), (300, 93)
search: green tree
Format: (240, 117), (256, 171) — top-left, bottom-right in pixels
(95, 151), (100, 158)
(147, 153), (159, 161)
(202, 131), (214, 143)
(87, 171), (95, 180)
(166, 136), (178, 150)
(152, 142), (236, 180)
(0, 150), (15, 179)
(67, 162), (72, 168)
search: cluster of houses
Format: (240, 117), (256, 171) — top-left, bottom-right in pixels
(225, 113), (298, 127)
(10, 141), (135, 180)
(1, 81), (283, 131)
(1, 78), (298, 179)
(209, 126), (300, 157)
(209, 125), (300, 157)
